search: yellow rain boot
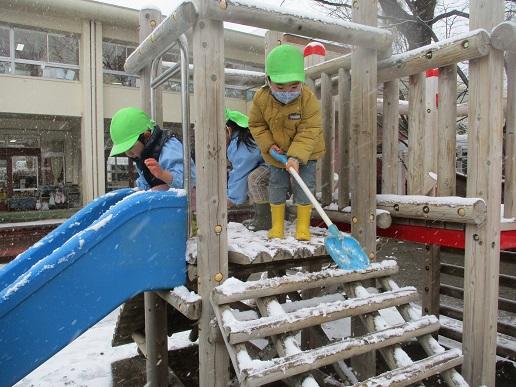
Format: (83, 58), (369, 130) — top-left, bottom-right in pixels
(268, 203), (285, 239)
(296, 204), (312, 241)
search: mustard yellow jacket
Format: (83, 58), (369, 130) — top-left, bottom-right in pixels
(248, 85), (325, 168)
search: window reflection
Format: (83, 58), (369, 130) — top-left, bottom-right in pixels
(14, 28), (47, 61)
(0, 27), (9, 57)
(48, 34), (79, 65)
(12, 156), (39, 191)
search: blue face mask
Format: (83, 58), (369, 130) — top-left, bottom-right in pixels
(271, 90), (301, 105)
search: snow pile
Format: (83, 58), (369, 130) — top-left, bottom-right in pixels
(172, 285), (201, 302)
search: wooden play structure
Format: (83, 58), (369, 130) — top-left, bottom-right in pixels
(116, 0), (515, 386)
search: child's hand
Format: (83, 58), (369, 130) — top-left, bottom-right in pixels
(269, 144), (283, 154)
(144, 158), (164, 179)
(286, 157), (299, 174)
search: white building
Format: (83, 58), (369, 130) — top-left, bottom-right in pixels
(0, 0), (264, 213)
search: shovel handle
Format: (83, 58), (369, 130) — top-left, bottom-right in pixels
(270, 149), (334, 229)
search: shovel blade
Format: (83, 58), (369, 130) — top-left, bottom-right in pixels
(325, 234), (370, 270)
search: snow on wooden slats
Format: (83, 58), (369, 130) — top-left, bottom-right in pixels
(239, 316), (440, 387)
(221, 287), (418, 344)
(156, 286), (202, 320)
(354, 348), (463, 387)
(255, 296), (319, 386)
(379, 277), (468, 386)
(211, 260), (398, 304)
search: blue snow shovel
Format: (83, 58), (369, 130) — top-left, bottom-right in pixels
(270, 149), (370, 270)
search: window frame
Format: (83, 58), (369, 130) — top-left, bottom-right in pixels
(0, 24), (80, 80)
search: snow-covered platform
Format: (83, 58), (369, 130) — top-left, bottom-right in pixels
(187, 222), (328, 265)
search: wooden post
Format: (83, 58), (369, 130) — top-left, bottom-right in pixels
(350, 0), (378, 379)
(304, 48), (325, 192)
(320, 72), (334, 207)
(424, 70), (439, 195)
(422, 69), (441, 318)
(504, 52), (516, 217)
(338, 68), (351, 208)
(407, 73), (426, 195)
(193, 11), (230, 387)
(463, 1), (504, 385)
(137, 7), (170, 387)
(437, 65), (458, 196)
(381, 80), (399, 194)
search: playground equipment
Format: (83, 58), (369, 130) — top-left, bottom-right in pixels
(0, 189), (188, 386)
(117, 0), (515, 386)
(2, 0), (514, 385)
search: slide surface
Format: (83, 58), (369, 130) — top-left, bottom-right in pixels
(0, 189), (188, 386)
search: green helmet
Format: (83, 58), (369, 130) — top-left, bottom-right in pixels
(266, 44), (305, 84)
(109, 107), (154, 157)
(224, 108), (249, 128)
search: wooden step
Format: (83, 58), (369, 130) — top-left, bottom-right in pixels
(212, 260), (398, 304)
(238, 316), (440, 387)
(355, 348), (463, 387)
(221, 287), (418, 344)
(157, 286), (202, 320)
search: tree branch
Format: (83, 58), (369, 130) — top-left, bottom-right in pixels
(429, 10), (469, 24)
(312, 0), (351, 8)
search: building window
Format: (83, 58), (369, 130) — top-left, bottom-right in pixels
(103, 40), (139, 87)
(0, 24), (80, 80)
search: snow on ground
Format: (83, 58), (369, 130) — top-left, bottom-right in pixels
(14, 309), (195, 387)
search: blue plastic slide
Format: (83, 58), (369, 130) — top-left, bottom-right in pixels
(0, 189), (188, 387)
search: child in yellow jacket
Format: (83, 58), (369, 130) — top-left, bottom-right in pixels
(249, 44), (325, 241)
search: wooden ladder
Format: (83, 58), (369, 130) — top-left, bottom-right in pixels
(210, 260), (468, 387)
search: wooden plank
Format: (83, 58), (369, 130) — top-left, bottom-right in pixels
(376, 194), (487, 224)
(354, 349), (463, 387)
(193, 13), (230, 387)
(378, 29), (490, 83)
(437, 65), (458, 196)
(320, 71), (334, 207)
(407, 72), (426, 195)
(157, 287), (202, 320)
(224, 287), (418, 344)
(308, 207), (392, 229)
(241, 316), (440, 387)
(381, 79), (400, 195)
(441, 262), (516, 288)
(379, 277), (467, 386)
(211, 260), (398, 304)
(337, 68), (351, 208)
(464, 2), (505, 384)
(504, 52), (516, 217)
(305, 30), (490, 81)
(439, 322), (516, 360)
(439, 304), (516, 338)
(441, 283), (516, 313)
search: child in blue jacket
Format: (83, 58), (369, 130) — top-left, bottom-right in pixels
(109, 107), (195, 191)
(225, 109), (270, 230)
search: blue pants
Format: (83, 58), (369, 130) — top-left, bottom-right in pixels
(269, 160), (316, 205)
